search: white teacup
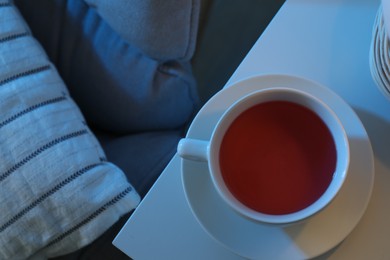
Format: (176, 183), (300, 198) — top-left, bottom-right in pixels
(178, 88), (349, 225)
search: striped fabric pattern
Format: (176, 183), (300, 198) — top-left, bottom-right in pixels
(0, 3), (140, 259)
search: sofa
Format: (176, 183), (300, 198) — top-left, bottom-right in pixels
(0, 0), (284, 259)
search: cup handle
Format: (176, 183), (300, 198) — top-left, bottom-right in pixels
(177, 138), (209, 162)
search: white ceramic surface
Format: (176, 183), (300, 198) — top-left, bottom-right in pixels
(179, 88), (350, 225)
(370, 5), (390, 98)
(181, 75), (374, 259)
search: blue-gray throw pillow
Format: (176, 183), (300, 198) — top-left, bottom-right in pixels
(0, 3), (140, 259)
(14, 0), (200, 134)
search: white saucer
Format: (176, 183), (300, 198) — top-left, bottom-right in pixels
(181, 75), (374, 259)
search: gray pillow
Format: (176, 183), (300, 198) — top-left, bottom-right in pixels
(0, 3), (140, 259)
(84, 0), (200, 61)
(14, 0), (201, 134)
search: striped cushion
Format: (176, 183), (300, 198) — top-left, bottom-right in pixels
(0, 2), (140, 259)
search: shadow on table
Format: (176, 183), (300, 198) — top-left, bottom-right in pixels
(354, 108), (390, 169)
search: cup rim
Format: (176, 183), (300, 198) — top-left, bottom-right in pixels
(207, 88), (350, 225)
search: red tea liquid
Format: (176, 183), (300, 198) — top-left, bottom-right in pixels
(219, 101), (336, 215)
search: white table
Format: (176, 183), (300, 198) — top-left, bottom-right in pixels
(114, 0), (390, 259)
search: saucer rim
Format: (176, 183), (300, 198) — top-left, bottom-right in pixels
(181, 74), (375, 259)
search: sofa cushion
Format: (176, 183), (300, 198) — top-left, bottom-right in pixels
(14, 0), (200, 134)
(84, 0), (200, 61)
(0, 3), (140, 259)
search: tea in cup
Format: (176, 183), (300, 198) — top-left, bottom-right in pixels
(178, 88), (349, 225)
